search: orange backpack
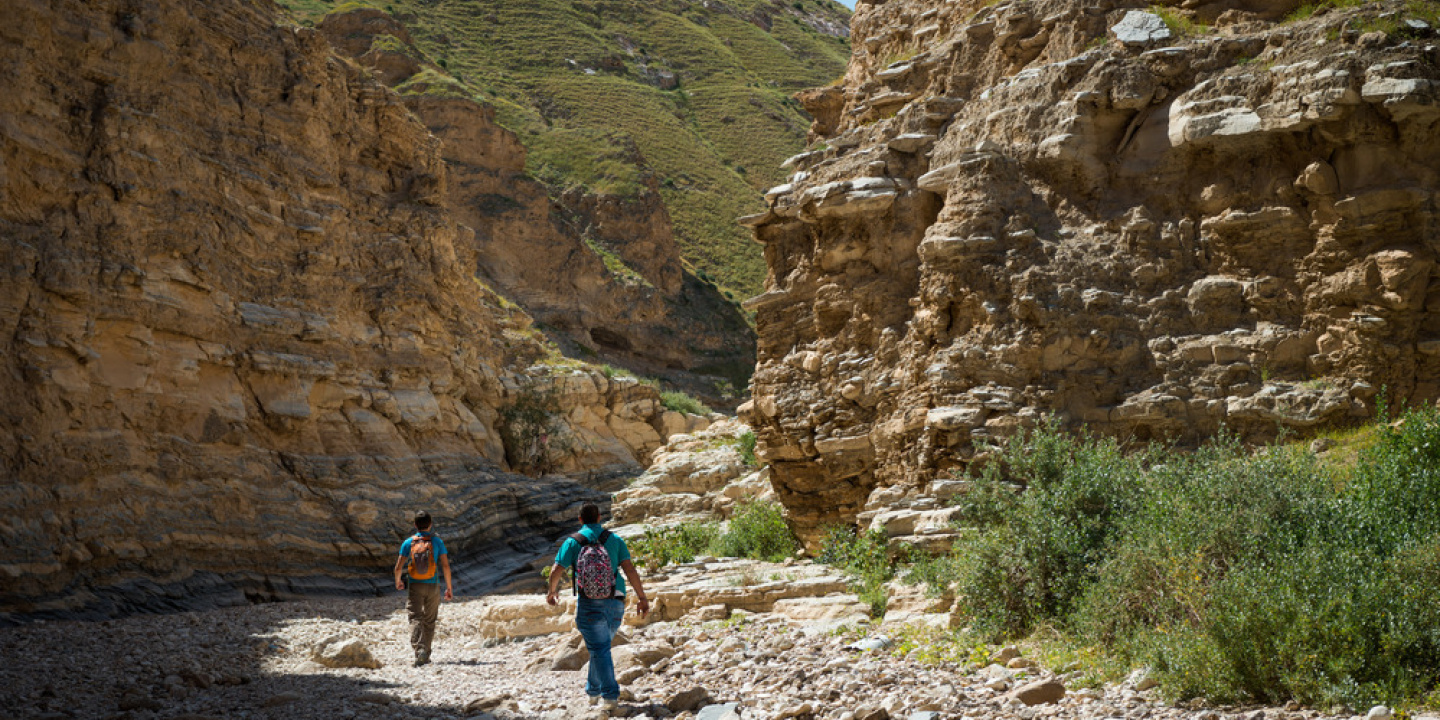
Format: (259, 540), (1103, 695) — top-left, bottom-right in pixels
(407, 533), (437, 581)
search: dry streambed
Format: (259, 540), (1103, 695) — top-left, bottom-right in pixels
(0, 558), (1407, 720)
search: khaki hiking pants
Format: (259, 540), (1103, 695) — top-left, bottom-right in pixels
(407, 582), (442, 660)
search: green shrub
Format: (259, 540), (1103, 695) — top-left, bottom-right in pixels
(942, 407), (1440, 708)
(818, 526), (896, 617)
(738, 430), (759, 467)
(953, 420), (1146, 637)
(499, 384), (572, 475)
(712, 499), (799, 562)
(630, 500), (797, 567)
(661, 391), (712, 416)
(1149, 5), (1210, 36)
(630, 522), (720, 568)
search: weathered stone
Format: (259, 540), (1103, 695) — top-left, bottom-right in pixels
(312, 638), (382, 669)
(668, 687), (713, 713)
(1110, 11), (1172, 46)
(697, 702), (744, 720)
(1009, 679), (1066, 705)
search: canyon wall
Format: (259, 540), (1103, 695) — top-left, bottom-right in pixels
(0, 0), (686, 620)
(317, 9), (756, 398)
(742, 0), (1440, 543)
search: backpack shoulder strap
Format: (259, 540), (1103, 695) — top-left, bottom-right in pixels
(595, 529), (612, 546)
(570, 531), (591, 546)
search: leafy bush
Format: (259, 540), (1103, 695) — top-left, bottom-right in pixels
(902, 541), (973, 599)
(818, 526), (896, 617)
(713, 499), (798, 562)
(630, 522), (720, 568)
(954, 421), (1146, 637)
(661, 391), (712, 416)
(630, 500), (797, 567)
(499, 384), (572, 475)
(940, 407), (1440, 708)
(738, 430), (759, 467)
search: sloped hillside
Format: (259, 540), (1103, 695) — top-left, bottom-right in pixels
(314, 8), (758, 399)
(279, 0), (853, 298)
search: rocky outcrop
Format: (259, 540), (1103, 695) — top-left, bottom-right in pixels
(317, 9), (756, 400)
(502, 365), (719, 479)
(612, 418), (773, 526)
(0, 0), (681, 620)
(743, 0), (1440, 544)
(474, 558), (859, 640)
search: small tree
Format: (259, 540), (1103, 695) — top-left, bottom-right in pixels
(499, 384), (572, 475)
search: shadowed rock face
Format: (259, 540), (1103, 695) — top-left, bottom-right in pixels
(0, 0), (631, 620)
(742, 0), (1440, 545)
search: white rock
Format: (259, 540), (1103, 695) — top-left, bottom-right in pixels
(1110, 10), (1172, 46)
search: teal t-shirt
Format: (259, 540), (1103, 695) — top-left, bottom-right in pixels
(398, 532), (447, 584)
(554, 524), (630, 596)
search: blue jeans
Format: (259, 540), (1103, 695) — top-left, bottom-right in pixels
(576, 597), (625, 699)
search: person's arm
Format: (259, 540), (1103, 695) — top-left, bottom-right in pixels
(545, 562), (566, 605)
(440, 554), (453, 601)
(393, 554), (407, 591)
(546, 538), (574, 605)
(620, 559), (649, 618)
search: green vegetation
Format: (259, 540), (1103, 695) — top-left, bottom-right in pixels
(713, 499), (798, 561)
(858, 408), (1440, 709)
(1284, 0), (1438, 34)
(660, 390), (712, 416)
(1351, 1), (1440, 35)
(738, 430), (758, 468)
(630, 499), (799, 567)
(631, 521), (721, 567)
(817, 526), (896, 617)
(275, 0), (851, 298)
(583, 235), (653, 288)
(1285, 0), (1372, 23)
(498, 383), (572, 475)
(1149, 5), (1211, 36)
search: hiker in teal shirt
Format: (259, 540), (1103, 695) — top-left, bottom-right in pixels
(393, 510), (452, 666)
(546, 503), (649, 710)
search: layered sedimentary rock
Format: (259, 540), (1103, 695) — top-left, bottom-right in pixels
(611, 418), (774, 526)
(742, 0), (1440, 543)
(0, 0), (682, 620)
(317, 9), (756, 392)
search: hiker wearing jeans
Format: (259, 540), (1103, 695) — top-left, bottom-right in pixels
(394, 510), (453, 666)
(546, 503), (649, 711)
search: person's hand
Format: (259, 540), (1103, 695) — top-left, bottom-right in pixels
(546, 591), (559, 606)
(636, 596), (650, 618)
(444, 587), (454, 601)
(395, 578), (405, 591)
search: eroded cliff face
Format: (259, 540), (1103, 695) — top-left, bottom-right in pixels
(742, 0), (1440, 544)
(317, 9), (755, 395)
(0, 0), (686, 619)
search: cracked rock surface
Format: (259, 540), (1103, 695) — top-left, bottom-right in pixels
(740, 0), (1440, 545)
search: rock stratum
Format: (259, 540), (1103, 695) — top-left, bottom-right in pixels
(0, 0), (704, 621)
(742, 0), (1440, 543)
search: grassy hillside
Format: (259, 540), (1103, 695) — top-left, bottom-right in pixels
(278, 0), (851, 297)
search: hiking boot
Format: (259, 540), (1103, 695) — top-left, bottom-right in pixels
(601, 698), (619, 713)
(414, 652), (431, 667)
